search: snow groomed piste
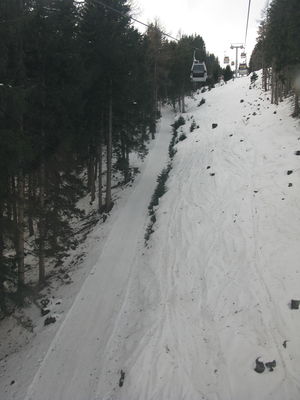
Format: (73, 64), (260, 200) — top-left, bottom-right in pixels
(21, 73), (300, 399)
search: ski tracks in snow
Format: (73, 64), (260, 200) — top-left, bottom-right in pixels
(25, 78), (300, 400)
(24, 111), (173, 400)
(97, 79), (300, 400)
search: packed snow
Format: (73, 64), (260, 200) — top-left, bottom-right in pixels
(1, 73), (300, 400)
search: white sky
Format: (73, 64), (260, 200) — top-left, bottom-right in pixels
(132, 0), (270, 65)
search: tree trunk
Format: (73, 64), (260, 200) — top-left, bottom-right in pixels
(94, 154), (98, 181)
(11, 177), (18, 252)
(181, 94), (185, 113)
(279, 80), (283, 102)
(271, 67), (275, 104)
(0, 198), (4, 277)
(17, 169), (25, 288)
(178, 96), (181, 113)
(87, 149), (92, 193)
(292, 92), (300, 117)
(120, 131), (129, 183)
(125, 143), (130, 182)
(38, 160), (45, 285)
(90, 151), (95, 203)
(98, 140), (103, 213)
(274, 71), (279, 105)
(105, 84), (113, 212)
(0, 197), (5, 313)
(0, 199), (4, 263)
(262, 68), (267, 91)
(152, 57), (157, 140)
(28, 173), (34, 236)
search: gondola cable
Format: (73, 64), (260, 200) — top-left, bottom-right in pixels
(79, 0), (179, 42)
(244, 0), (252, 45)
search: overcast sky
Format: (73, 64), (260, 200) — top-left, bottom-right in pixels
(132, 0), (270, 65)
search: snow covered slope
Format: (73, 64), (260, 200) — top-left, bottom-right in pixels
(5, 74), (300, 400)
(91, 77), (300, 400)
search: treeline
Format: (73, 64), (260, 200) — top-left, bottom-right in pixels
(250, 0), (300, 115)
(0, 0), (221, 311)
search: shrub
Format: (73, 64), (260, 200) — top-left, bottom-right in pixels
(251, 72), (258, 83)
(190, 120), (197, 132)
(197, 98), (206, 107)
(171, 116), (185, 131)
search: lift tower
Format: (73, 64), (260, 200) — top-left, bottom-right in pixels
(230, 43), (244, 77)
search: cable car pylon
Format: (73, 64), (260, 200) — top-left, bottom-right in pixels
(230, 43), (244, 78)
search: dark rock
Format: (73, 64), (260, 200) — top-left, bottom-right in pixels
(212, 123), (218, 129)
(288, 183), (293, 187)
(41, 308), (50, 316)
(240, 99), (244, 103)
(10, 380), (15, 385)
(265, 360), (276, 372)
(283, 340), (288, 348)
(206, 166), (211, 169)
(240, 139), (244, 142)
(252, 112), (257, 116)
(44, 316), (56, 326)
(291, 299), (300, 309)
(273, 111), (277, 114)
(287, 170), (293, 175)
(254, 357), (265, 373)
(210, 173), (215, 176)
(40, 298), (50, 307)
(294, 151), (300, 156)
(119, 370), (125, 387)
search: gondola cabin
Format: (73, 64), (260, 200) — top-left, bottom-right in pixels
(231, 61), (235, 66)
(238, 63), (248, 76)
(241, 52), (246, 58)
(190, 61), (207, 83)
(224, 56), (230, 64)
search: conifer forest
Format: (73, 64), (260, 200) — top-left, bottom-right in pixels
(249, 0), (300, 114)
(0, 0), (300, 313)
(0, 0), (221, 311)
(1, 0), (300, 399)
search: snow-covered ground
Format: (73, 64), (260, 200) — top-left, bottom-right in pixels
(2, 74), (300, 400)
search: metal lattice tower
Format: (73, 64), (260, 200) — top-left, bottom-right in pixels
(230, 44), (244, 77)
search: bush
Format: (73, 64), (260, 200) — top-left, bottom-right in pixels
(197, 98), (206, 107)
(148, 164), (171, 213)
(190, 120), (197, 132)
(251, 72), (258, 83)
(171, 116), (185, 131)
(145, 163), (172, 243)
(169, 116), (185, 159)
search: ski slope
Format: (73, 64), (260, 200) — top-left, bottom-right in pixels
(25, 75), (300, 400)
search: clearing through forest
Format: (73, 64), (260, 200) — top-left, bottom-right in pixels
(4, 73), (300, 400)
